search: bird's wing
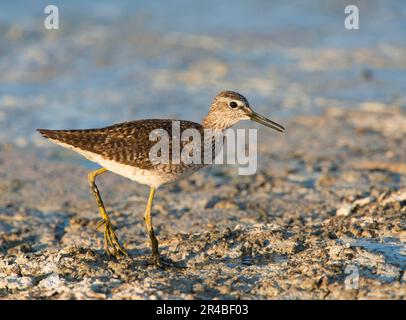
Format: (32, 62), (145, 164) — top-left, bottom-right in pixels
(37, 119), (204, 169)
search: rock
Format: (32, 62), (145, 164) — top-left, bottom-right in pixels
(336, 205), (353, 217)
(38, 273), (65, 290)
(353, 196), (373, 207)
(0, 275), (34, 291)
(376, 264), (401, 280)
(382, 191), (406, 206)
(336, 196), (374, 216)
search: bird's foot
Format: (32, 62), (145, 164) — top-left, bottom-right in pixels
(97, 219), (128, 258)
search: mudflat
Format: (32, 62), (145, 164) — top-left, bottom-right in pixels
(1, 104), (405, 299)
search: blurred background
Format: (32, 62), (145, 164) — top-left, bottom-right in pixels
(0, 0), (405, 151)
(0, 1), (405, 299)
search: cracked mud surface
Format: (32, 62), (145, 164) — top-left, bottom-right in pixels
(1, 105), (405, 299)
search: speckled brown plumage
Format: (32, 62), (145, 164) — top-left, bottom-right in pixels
(38, 119), (207, 171)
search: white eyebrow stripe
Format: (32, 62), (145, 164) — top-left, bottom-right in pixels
(217, 98), (246, 106)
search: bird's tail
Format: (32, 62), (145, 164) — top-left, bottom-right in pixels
(37, 128), (59, 140)
(37, 128), (106, 154)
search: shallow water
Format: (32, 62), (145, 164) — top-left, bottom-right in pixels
(349, 238), (406, 269)
(0, 0), (405, 148)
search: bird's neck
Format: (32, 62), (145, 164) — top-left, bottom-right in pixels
(202, 112), (234, 131)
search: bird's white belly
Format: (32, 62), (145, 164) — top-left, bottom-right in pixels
(49, 139), (195, 188)
(97, 158), (175, 188)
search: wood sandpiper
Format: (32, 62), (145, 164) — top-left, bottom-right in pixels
(37, 91), (285, 266)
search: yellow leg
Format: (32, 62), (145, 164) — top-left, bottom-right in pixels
(88, 167), (127, 258)
(144, 186), (160, 265)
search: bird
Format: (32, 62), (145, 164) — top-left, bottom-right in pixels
(37, 91), (285, 267)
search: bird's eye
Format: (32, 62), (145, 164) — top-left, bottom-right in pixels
(228, 101), (238, 109)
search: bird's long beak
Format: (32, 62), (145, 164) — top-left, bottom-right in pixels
(249, 111), (285, 133)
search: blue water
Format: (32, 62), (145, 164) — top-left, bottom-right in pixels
(0, 0), (405, 147)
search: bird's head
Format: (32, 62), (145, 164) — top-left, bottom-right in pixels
(203, 91), (285, 132)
